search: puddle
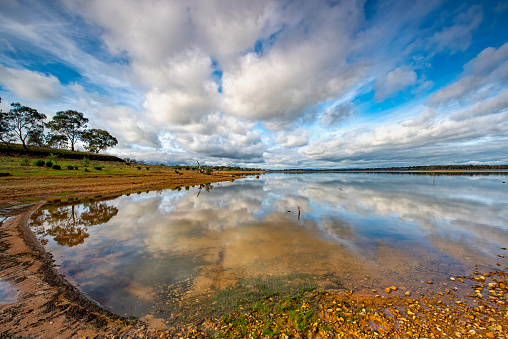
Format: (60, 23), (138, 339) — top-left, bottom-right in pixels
(0, 279), (18, 304)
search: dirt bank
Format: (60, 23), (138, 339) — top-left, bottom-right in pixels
(0, 171), (237, 205)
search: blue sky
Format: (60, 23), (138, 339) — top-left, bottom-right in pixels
(0, 0), (507, 168)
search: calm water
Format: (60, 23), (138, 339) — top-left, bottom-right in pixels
(0, 279), (17, 304)
(30, 173), (508, 318)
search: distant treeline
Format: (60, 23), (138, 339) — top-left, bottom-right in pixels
(271, 164), (508, 172)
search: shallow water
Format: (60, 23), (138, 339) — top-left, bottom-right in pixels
(30, 173), (508, 318)
(0, 279), (17, 304)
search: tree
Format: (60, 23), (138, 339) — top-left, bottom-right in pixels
(27, 125), (46, 147)
(6, 102), (46, 149)
(81, 128), (118, 153)
(0, 109), (15, 146)
(46, 110), (88, 151)
(46, 134), (69, 149)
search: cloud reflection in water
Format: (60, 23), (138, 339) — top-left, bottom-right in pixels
(31, 173), (508, 317)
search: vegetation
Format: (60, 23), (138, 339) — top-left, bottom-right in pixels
(34, 159), (45, 167)
(81, 129), (118, 153)
(0, 97), (118, 154)
(1, 102), (46, 149)
(46, 110), (88, 151)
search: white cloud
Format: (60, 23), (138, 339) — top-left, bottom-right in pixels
(1, 0), (506, 167)
(67, 0), (367, 127)
(0, 65), (64, 101)
(427, 5), (483, 54)
(452, 89), (508, 121)
(169, 113), (266, 161)
(374, 67), (417, 101)
(274, 129), (310, 148)
(427, 43), (508, 107)
(321, 102), (357, 126)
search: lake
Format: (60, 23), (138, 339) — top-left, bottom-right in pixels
(30, 172), (508, 320)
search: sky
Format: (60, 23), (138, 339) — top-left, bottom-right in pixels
(0, 0), (507, 169)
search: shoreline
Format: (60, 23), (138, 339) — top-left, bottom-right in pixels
(0, 171), (237, 206)
(1, 173), (508, 338)
(0, 172), (240, 338)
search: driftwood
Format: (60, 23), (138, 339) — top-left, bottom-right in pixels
(196, 160), (205, 173)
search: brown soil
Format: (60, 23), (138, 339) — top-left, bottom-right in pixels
(0, 171), (236, 205)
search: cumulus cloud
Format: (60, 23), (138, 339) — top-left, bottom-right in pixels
(172, 113), (266, 161)
(274, 129), (310, 148)
(66, 0), (367, 126)
(1, 0), (506, 167)
(0, 65), (64, 101)
(374, 67), (417, 101)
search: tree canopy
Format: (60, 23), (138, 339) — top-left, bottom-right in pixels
(81, 129), (118, 153)
(46, 110), (88, 151)
(5, 102), (47, 149)
(1, 100), (118, 154)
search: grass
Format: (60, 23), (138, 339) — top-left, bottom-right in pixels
(0, 154), (195, 177)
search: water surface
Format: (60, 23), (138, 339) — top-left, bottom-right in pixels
(0, 279), (17, 304)
(30, 173), (508, 318)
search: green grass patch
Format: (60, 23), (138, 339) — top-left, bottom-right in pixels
(21, 197), (46, 202)
(53, 192), (73, 196)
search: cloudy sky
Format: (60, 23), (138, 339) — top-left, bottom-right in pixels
(0, 0), (507, 168)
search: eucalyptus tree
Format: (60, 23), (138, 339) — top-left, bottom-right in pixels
(5, 102), (46, 149)
(46, 110), (88, 151)
(0, 109), (15, 146)
(81, 128), (118, 153)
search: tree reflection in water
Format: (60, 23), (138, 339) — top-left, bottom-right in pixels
(30, 201), (118, 247)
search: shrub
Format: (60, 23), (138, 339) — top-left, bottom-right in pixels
(81, 157), (90, 167)
(20, 158), (30, 166)
(137, 166), (141, 170)
(67, 165), (75, 170)
(47, 153), (58, 163)
(175, 165), (181, 170)
(84, 168), (90, 172)
(34, 159), (45, 167)
(52, 164), (61, 170)
(74, 166), (78, 170)
(205, 168), (212, 175)
(146, 166), (149, 170)
(94, 166), (103, 170)
(185, 166), (190, 170)
(46, 161), (53, 167)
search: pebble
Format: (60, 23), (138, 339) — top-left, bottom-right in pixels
(405, 291), (411, 297)
(450, 277), (456, 281)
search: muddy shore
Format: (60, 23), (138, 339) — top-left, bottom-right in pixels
(1, 173), (508, 338)
(0, 172), (239, 338)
